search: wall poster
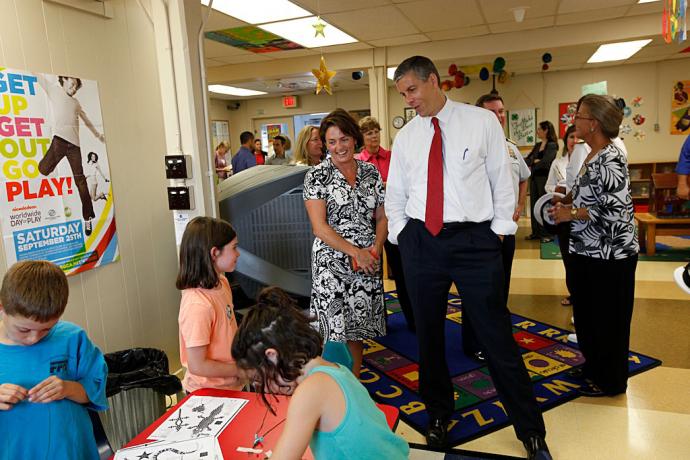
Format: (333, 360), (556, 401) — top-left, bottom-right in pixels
(671, 79), (690, 134)
(0, 66), (118, 274)
(508, 108), (537, 146)
(558, 102), (577, 139)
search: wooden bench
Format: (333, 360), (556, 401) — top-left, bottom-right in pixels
(634, 212), (690, 256)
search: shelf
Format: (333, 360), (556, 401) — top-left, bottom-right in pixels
(630, 179), (651, 182)
(632, 195), (650, 199)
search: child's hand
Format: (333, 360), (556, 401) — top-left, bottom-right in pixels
(28, 376), (71, 403)
(0, 383), (28, 410)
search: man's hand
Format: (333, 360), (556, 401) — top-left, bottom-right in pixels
(677, 179), (690, 200)
(0, 383), (28, 410)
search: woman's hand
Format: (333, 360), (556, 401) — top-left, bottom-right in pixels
(353, 246), (379, 275)
(548, 202), (572, 224)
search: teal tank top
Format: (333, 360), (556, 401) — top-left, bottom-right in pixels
(307, 365), (409, 460)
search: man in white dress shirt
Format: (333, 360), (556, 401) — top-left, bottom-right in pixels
(386, 56), (549, 459)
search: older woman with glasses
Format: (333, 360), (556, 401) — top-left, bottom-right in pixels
(549, 94), (638, 397)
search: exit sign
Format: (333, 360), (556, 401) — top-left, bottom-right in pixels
(282, 95), (298, 108)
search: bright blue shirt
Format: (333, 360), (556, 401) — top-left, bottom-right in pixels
(308, 365), (409, 460)
(0, 321), (108, 460)
(231, 146), (257, 174)
(676, 136), (690, 175)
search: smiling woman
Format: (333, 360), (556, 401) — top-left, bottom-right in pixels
(302, 109), (387, 378)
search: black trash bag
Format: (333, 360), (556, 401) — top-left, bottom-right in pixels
(104, 348), (182, 398)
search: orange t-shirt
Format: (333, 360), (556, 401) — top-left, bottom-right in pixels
(178, 275), (242, 392)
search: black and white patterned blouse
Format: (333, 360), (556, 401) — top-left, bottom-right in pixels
(303, 159), (386, 342)
(569, 143), (639, 260)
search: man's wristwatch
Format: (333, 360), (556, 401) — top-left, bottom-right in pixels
(570, 207), (578, 219)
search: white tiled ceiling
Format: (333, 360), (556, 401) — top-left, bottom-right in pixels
(201, 0), (688, 95)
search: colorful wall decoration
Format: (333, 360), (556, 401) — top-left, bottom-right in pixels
(558, 102), (577, 139)
(205, 27), (304, 53)
(671, 80), (690, 134)
(508, 108), (537, 147)
(0, 66), (119, 275)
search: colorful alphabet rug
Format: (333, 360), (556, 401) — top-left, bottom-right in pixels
(360, 292), (661, 447)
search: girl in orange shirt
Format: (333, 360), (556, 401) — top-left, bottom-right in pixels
(176, 217), (243, 393)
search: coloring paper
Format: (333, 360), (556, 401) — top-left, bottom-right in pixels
(114, 437), (220, 460)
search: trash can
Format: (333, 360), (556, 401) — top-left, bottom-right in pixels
(99, 348), (182, 450)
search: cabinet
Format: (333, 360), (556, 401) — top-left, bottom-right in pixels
(628, 162), (677, 213)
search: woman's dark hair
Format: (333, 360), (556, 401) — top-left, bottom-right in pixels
(539, 121), (558, 143)
(175, 216), (236, 290)
(87, 152), (99, 163)
(562, 125), (577, 156)
(232, 287), (323, 411)
(319, 108), (364, 150)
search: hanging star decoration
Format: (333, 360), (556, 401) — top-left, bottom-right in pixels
(312, 56), (336, 95)
(313, 17), (327, 38)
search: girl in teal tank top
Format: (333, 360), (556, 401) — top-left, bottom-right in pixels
(232, 287), (409, 460)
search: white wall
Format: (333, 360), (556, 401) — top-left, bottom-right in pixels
(209, 89), (371, 153)
(1, 0), (182, 369)
(388, 59), (689, 163)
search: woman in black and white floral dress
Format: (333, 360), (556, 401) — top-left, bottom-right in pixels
(550, 94), (638, 397)
(303, 109), (387, 377)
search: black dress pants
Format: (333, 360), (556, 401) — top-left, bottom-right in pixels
(384, 240), (415, 331)
(570, 253), (637, 394)
(462, 234), (515, 355)
(529, 175), (548, 238)
(398, 219), (545, 441)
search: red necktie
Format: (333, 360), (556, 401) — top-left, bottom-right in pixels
(425, 117), (443, 236)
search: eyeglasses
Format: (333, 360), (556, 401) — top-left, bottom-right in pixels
(574, 113), (594, 121)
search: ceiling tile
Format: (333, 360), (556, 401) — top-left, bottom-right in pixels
(425, 24), (490, 41)
(557, 0), (635, 14)
(488, 15), (554, 34)
(396, 0), (484, 32)
(625, 1), (665, 16)
(201, 6), (247, 31)
(213, 54), (274, 65)
(478, 0), (558, 23)
(292, 0), (392, 14)
(556, 6), (630, 26)
(205, 58), (227, 68)
(369, 34), (431, 47)
(322, 6), (419, 40)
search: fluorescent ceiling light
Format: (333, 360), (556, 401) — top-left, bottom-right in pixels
(587, 39), (652, 63)
(200, 0), (311, 24)
(387, 67), (397, 80)
(259, 17), (357, 48)
(637, 0), (660, 3)
(208, 85), (267, 97)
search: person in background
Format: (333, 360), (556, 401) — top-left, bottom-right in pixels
(176, 216), (243, 393)
(303, 109), (387, 378)
(254, 139), (267, 166)
(676, 135), (690, 199)
(673, 136), (690, 294)
(525, 121), (559, 242)
(293, 125), (324, 166)
(85, 152), (110, 202)
(546, 125), (578, 308)
(231, 131), (256, 174)
(214, 142), (230, 180)
(357, 116), (415, 332)
(231, 287), (409, 460)
(386, 56), (549, 459)
(462, 94), (531, 362)
(266, 135), (291, 165)
(0, 260), (108, 459)
(550, 94), (638, 397)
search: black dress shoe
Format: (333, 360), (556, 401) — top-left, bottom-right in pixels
(577, 381), (606, 397)
(525, 234), (539, 240)
(425, 418), (447, 449)
(523, 435), (552, 460)
(472, 351), (486, 363)
(566, 367), (584, 379)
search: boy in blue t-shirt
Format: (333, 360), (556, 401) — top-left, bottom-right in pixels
(0, 260), (108, 459)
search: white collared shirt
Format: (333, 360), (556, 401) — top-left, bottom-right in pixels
(385, 98), (517, 244)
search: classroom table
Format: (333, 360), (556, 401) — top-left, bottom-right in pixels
(116, 388), (400, 459)
(634, 212), (690, 256)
